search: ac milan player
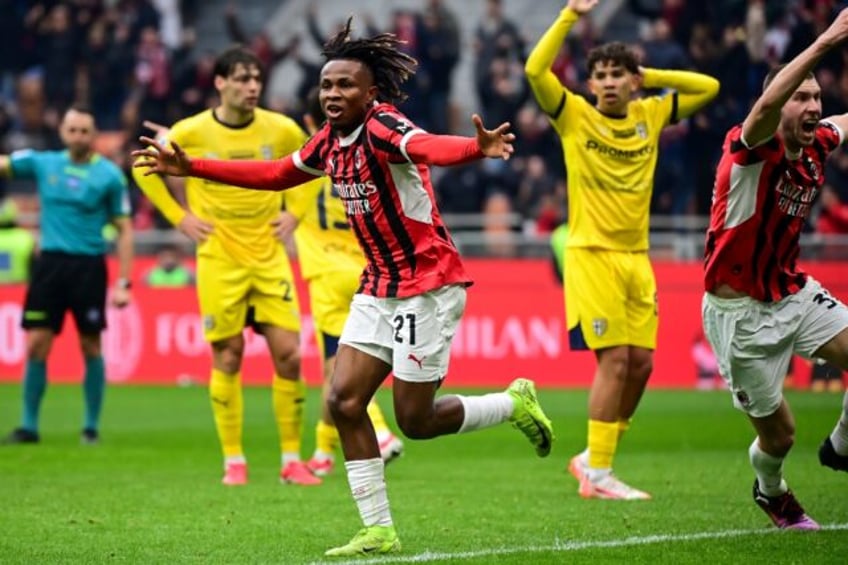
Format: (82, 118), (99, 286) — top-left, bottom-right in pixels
(702, 8), (848, 531)
(134, 18), (554, 557)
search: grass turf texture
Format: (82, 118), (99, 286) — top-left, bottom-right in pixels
(1, 384), (847, 564)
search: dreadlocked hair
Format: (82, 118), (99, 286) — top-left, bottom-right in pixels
(321, 17), (418, 104)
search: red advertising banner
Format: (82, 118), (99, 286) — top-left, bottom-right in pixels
(1, 259), (844, 388)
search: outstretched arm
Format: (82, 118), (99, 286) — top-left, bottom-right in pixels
(525, 1), (596, 116)
(132, 137), (318, 191)
(404, 114), (514, 166)
(743, 8), (848, 147)
(640, 68), (720, 120)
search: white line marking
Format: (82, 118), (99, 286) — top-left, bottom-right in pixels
(310, 523), (848, 565)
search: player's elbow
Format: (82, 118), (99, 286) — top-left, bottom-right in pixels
(524, 59), (545, 80)
(705, 77), (721, 100)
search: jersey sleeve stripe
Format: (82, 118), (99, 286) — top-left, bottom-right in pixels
(820, 119), (845, 145)
(293, 150), (324, 176)
(670, 92), (679, 125)
(551, 92), (566, 120)
(399, 129), (425, 162)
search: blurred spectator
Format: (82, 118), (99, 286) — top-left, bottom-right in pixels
(0, 198), (36, 284)
(474, 0), (526, 127)
(133, 26), (171, 132)
(144, 243), (194, 287)
(418, 0), (461, 133)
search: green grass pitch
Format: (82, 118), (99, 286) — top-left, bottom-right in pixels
(1, 384), (847, 564)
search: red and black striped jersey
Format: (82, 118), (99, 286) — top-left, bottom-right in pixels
(294, 103), (472, 298)
(704, 122), (842, 302)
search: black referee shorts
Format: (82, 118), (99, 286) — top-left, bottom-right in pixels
(21, 251), (108, 335)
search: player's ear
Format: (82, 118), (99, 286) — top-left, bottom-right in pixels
(367, 85), (378, 106)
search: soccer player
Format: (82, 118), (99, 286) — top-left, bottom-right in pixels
(131, 46), (319, 486)
(277, 93), (404, 477)
(134, 19), (554, 557)
(702, 8), (848, 530)
(525, 0), (719, 500)
(0, 105), (133, 445)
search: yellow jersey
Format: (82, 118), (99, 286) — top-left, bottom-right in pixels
(525, 7), (718, 253)
(167, 108), (308, 264)
(284, 177), (365, 280)
(553, 91), (673, 251)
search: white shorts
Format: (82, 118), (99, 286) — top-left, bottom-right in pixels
(702, 277), (848, 417)
(339, 284), (467, 383)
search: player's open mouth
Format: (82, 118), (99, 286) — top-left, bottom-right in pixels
(800, 119), (818, 133)
(325, 105), (343, 119)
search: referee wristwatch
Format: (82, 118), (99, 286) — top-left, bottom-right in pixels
(117, 278), (133, 290)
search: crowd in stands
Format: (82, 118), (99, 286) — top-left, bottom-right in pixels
(1, 0), (847, 244)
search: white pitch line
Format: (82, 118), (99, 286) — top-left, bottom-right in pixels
(309, 523), (848, 565)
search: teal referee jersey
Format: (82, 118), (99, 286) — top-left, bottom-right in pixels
(9, 149), (129, 255)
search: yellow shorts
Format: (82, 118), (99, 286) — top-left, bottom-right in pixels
(564, 247), (657, 351)
(196, 251), (300, 342)
(308, 268), (362, 338)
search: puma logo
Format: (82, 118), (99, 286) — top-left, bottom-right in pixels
(211, 396), (230, 408)
(407, 353), (425, 370)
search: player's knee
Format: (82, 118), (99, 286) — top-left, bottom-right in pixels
(394, 409), (435, 440)
(631, 354), (653, 382)
(598, 347), (629, 381)
(25, 334), (51, 361)
(272, 348), (301, 378)
(212, 339), (244, 374)
(25, 341), (49, 361)
(79, 335), (101, 358)
(326, 388), (367, 424)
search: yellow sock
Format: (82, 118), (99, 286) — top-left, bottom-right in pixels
(273, 376), (305, 458)
(366, 400), (390, 434)
(315, 419), (339, 455)
(617, 418), (631, 440)
(587, 419), (619, 470)
(209, 369), (243, 458)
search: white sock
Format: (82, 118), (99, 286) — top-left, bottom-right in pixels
(749, 438), (787, 496)
(281, 452), (300, 466)
(830, 390), (848, 455)
(455, 393), (514, 433)
(345, 458), (393, 527)
(312, 449), (334, 462)
(224, 455), (246, 467)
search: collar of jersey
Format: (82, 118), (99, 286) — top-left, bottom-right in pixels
(339, 123), (365, 147)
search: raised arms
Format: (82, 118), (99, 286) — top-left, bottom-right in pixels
(743, 8), (848, 147)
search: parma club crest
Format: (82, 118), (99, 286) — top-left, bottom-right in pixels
(592, 318), (608, 337)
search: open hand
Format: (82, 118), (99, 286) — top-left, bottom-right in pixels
(132, 136), (192, 177)
(472, 114), (515, 161)
(143, 120), (171, 143)
(567, 0), (599, 16)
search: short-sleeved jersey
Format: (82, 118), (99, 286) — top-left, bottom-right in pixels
(167, 108), (308, 265)
(704, 122), (842, 302)
(550, 90), (677, 251)
(10, 149), (129, 255)
(284, 177), (365, 281)
(292, 103), (471, 298)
